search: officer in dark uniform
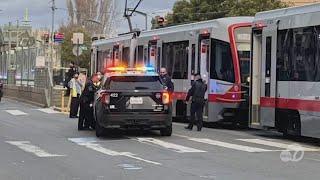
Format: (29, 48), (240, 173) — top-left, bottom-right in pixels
(65, 61), (77, 96)
(78, 74), (100, 130)
(159, 67), (174, 93)
(185, 73), (207, 131)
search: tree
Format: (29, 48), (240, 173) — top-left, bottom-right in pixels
(59, 24), (91, 70)
(224, 0), (288, 16)
(164, 0), (289, 26)
(66, 0), (117, 36)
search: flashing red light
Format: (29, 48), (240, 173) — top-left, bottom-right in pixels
(150, 48), (155, 56)
(201, 29), (209, 35)
(152, 36), (159, 40)
(255, 22), (267, 29)
(201, 45), (207, 53)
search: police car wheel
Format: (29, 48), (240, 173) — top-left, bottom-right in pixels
(96, 122), (105, 137)
(160, 125), (172, 136)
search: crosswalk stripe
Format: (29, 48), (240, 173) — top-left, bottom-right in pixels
(174, 134), (274, 153)
(6, 141), (65, 157)
(187, 138), (273, 153)
(136, 138), (206, 153)
(238, 139), (320, 152)
(68, 137), (161, 165)
(5, 110), (27, 116)
(36, 108), (60, 114)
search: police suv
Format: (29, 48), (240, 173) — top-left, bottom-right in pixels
(94, 67), (172, 137)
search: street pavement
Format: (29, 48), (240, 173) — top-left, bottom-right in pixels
(0, 98), (320, 180)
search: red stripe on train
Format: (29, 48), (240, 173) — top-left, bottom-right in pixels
(261, 97), (320, 112)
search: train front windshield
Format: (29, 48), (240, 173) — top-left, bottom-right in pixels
(234, 27), (251, 83)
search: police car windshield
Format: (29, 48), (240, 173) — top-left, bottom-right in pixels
(107, 76), (163, 90)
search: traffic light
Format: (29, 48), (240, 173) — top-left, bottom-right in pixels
(157, 17), (165, 27)
(44, 33), (50, 43)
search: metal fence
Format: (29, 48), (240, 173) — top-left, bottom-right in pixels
(0, 47), (39, 86)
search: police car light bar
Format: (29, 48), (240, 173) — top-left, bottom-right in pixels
(106, 67), (126, 72)
(106, 66), (155, 73)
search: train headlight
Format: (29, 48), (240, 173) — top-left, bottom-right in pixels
(247, 76), (250, 83)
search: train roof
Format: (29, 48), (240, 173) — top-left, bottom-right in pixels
(254, 3), (320, 22)
(139, 16), (252, 38)
(92, 16), (253, 47)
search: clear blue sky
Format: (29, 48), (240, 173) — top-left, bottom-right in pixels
(0, 0), (176, 34)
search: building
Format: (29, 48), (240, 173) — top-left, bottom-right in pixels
(282, 0), (320, 6)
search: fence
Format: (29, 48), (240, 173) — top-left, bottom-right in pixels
(0, 47), (39, 87)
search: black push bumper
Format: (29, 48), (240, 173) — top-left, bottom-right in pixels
(98, 113), (172, 130)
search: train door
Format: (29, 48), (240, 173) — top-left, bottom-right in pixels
(112, 45), (120, 66)
(148, 40), (159, 71)
(260, 28), (277, 127)
(199, 33), (210, 119)
(250, 29), (262, 127)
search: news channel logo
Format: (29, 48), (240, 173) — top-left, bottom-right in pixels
(280, 144), (304, 162)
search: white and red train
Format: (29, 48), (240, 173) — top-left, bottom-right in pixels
(92, 3), (320, 139)
(91, 16), (253, 125)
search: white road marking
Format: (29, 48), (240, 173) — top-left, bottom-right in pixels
(68, 138), (161, 165)
(136, 138), (206, 153)
(36, 108), (60, 114)
(175, 134), (274, 153)
(6, 141), (65, 157)
(238, 139), (320, 152)
(5, 110), (27, 116)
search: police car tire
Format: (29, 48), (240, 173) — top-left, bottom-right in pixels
(160, 125), (172, 136)
(96, 122), (104, 137)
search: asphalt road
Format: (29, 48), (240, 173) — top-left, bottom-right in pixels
(1, 98), (320, 180)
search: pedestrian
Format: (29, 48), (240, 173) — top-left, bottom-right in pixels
(159, 67), (174, 93)
(65, 61), (77, 96)
(185, 73), (207, 131)
(78, 74), (100, 130)
(69, 73), (82, 118)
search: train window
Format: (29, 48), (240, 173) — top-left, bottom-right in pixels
(210, 39), (235, 82)
(162, 41), (189, 79)
(265, 36), (272, 97)
(134, 46), (143, 65)
(157, 47), (161, 71)
(277, 26), (320, 81)
(191, 44), (196, 74)
(97, 49), (112, 72)
(143, 47), (148, 65)
(122, 47), (130, 66)
(234, 27), (251, 83)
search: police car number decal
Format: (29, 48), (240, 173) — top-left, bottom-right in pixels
(110, 93), (118, 98)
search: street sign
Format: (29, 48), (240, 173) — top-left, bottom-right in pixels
(72, 33), (84, 45)
(80, 46), (88, 51)
(73, 46), (83, 56)
(54, 33), (64, 43)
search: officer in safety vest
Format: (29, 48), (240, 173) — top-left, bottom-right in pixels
(185, 73), (207, 131)
(69, 73), (82, 118)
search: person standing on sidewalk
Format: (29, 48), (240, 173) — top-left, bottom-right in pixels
(185, 73), (207, 131)
(69, 73), (82, 118)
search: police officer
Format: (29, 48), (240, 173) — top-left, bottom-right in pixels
(69, 73), (82, 118)
(65, 61), (77, 96)
(159, 67), (174, 93)
(78, 74), (100, 130)
(185, 73), (207, 131)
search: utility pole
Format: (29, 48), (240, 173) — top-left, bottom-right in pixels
(48, 0), (56, 107)
(8, 22), (11, 67)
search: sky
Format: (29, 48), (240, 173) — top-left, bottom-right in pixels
(0, 0), (176, 34)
